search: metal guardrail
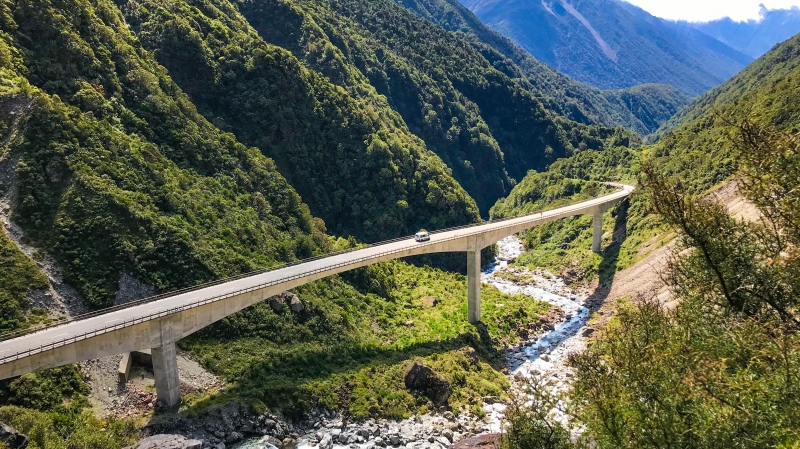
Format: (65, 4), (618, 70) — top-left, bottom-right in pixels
(0, 186), (632, 366)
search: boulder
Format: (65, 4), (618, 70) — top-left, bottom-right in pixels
(287, 293), (305, 313)
(0, 423), (27, 449)
(319, 433), (333, 449)
(581, 327), (596, 338)
(451, 434), (499, 449)
(268, 297), (284, 313)
(404, 362), (451, 406)
(420, 296), (439, 307)
(226, 432), (243, 443)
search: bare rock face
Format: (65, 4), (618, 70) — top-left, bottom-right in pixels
(420, 296), (439, 307)
(115, 271), (156, 306)
(404, 362), (451, 406)
(0, 423), (27, 449)
(267, 291), (304, 313)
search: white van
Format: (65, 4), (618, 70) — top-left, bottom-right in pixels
(414, 231), (430, 242)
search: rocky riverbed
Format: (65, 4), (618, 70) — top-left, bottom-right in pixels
(135, 236), (596, 449)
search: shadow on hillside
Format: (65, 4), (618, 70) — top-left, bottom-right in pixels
(588, 198), (630, 308)
(147, 325), (505, 421)
(505, 201), (630, 370)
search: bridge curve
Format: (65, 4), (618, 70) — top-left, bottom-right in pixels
(0, 183), (634, 406)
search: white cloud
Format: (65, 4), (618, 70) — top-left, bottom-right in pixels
(622, 0), (800, 22)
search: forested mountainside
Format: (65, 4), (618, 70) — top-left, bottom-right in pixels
(694, 7), (800, 59)
(650, 32), (800, 190)
(490, 30), (800, 449)
(491, 31), (800, 289)
(0, 0), (551, 434)
(0, 0), (334, 310)
(460, 0), (753, 95)
(118, 0), (640, 214)
(393, 0), (690, 135)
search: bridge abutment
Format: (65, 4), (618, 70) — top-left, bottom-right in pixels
(467, 250), (481, 323)
(152, 342), (181, 408)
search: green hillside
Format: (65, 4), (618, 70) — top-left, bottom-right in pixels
(117, 0), (637, 214)
(392, 0), (690, 135)
(492, 33), (800, 284)
(649, 32), (800, 192)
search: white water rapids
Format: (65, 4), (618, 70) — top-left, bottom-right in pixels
(235, 236), (594, 449)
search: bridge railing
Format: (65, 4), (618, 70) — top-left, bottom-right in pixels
(0, 187), (632, 366)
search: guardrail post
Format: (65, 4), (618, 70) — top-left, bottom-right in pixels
(467, 250), (481, 324)
(151, 341), (181, 408)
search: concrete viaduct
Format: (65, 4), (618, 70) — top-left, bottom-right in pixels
(0, 184), (633, 407)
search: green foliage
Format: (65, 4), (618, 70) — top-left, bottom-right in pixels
(1, 366), (88, 411)
(183, 261), (551, 419)
(392, 0), (690, 135)
(115, 0), (480, 233)
(0, 227), (48, 333)
(500, 374), (576, 449)
(1, 0), (331, 307)
(567, 123), (800, 448)
(0, 406), (138, 449)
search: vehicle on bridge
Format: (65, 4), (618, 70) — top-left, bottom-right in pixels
(414, 230), (430, 242)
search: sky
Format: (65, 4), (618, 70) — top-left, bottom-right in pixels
(623, 0), (800, 22)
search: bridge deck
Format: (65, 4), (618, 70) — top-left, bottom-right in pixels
(0, 184), (633, 379)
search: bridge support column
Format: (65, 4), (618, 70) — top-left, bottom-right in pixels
(592, 208), (604, 253)
(467, 250), (481, 324)
(151, 342), (181, 408)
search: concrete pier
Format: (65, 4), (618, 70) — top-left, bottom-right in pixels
(467, 250), (481, 324)
(152, 342), (181, 407)
(592, 208), (604, 253)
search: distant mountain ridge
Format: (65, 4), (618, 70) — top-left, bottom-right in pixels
(392, 0), (690, 135)
(692, 7), (800, 59)
(459, 0), (753, 95)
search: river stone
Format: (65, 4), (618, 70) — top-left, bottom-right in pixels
(404, 362), (451, 406)
(259, 435), (282, 447)
(319, 433), (333, 449)
(226, 432), (243, 443)
(0, 423), (27, 449)
(124, 434), (201, 449)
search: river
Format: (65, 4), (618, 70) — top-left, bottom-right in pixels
(233, 236), (593, 449)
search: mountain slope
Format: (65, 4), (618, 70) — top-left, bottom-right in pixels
(649, 31), (800, 192)
(115, 0), (480, 240)
(460, 0), (752, 95)
(490, 32), (800, 286)
(392, 0), (690, 135)
(694, 7), (800, 59)
(117, 0), (633, 215)
(0, 0), (331, 307)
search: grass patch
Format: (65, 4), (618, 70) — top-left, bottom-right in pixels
(182, 261), (551, 419)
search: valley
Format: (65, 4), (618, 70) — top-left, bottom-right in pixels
(0, 0), (798, 448)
